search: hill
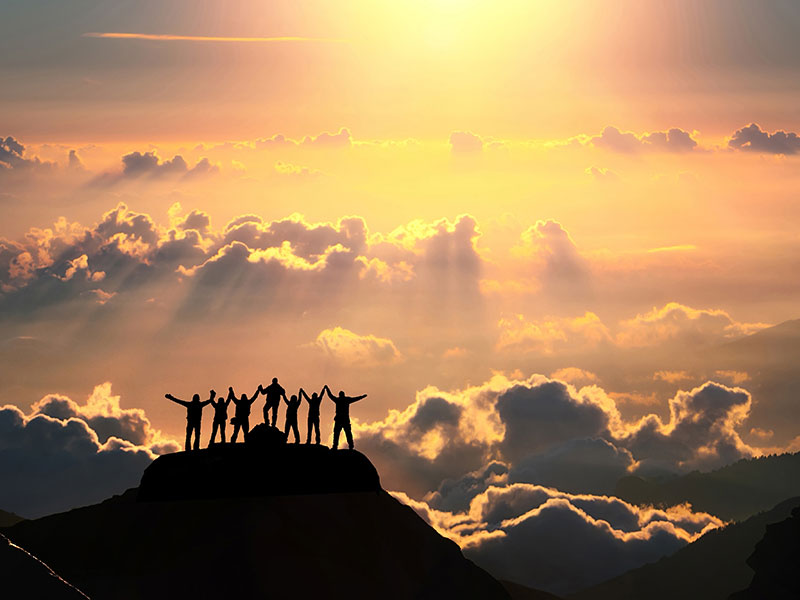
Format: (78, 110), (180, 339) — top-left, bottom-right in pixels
(3, 437), (514, 600)
(614, 451), (800, 521)
(0, 508), (25, 527)
(730, 505), (800, 599)
(570, 497), (800, 600)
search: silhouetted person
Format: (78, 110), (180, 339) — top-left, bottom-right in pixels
(165, 391), (212, 451)
(300, 387), (324, 444)
(229, 386), (261, 443)
(283, 393), (302, 444)
(208, 390), (232, 446)
(323, 384), (367, 450)
(261, 377), (287, 427)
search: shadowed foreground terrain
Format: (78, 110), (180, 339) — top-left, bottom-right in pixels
(571, 497), (800, 600)
(3, 438), (560, 599)
(1, 533), (88, 599)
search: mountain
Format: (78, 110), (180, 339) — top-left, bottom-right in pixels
(570, 497), (800, 600)
(3, 437), (515, 600)
(614, 451), (800, 521)
(0, 508), (25, 527)
(718, 318), (800, 367)
(730, 505), (800, 599)
(1, 533), (89, 599)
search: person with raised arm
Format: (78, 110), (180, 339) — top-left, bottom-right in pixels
(283, 392), (303, 444)
(323, 384), (367, 450)
(228, 385), (261, 443)
(165, 390), (213, 451)
(299, 386), (324, 445)
(208, 389), (233, 446)
(260, 377), (287, 427)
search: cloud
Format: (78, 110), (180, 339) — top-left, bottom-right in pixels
(653, 370), (692, 383)
(83, 32), (348, 43)
(274, 161), (322, 178)
(302, 128), (352, 148)
(585, 165), (618, 180)
(313, 327), (403, 366)
(90, 151), (217, 185)
(0, 136), (54, 172)
(591, 126), (698, 153)
(549, 367), (598, 385)
(496, 312), (611, 354)
(616, 302), (769, 348)
(393, 483), (723, 595)
(728, 123), (800, 155)
(449, 131), (484, 153)
(357, 373), (765, 502)
(0, 386), (178, 518)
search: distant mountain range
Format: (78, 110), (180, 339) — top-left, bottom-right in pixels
(615, 451), (800, 521)
(0, 508), (24, 528)
(571, 496), (800, 600)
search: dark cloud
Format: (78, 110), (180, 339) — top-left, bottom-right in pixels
(0, 387), (177, 518)
(394, 484), (723, 596)
(592, 126), (698, 153)
(0, 136), (54, 171)
(90, 151), (217, 186)
(728, 123), (800, 155)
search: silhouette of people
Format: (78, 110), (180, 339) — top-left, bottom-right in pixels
(323, 384), (367, 450)
(261, 377), (287, 427)
(229, 386), (261, 443)
(165, 391), (213, 451)
(208, 390), (232, 446)
(300, 387), (324, 445)
(283, 393), (303, 444)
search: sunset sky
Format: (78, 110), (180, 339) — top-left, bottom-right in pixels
(2, 1), (800, 592)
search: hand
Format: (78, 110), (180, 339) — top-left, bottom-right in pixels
(165, 393), (173, 399)
(210, 389), (216, 398)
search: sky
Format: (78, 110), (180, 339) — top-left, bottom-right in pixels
(2, 0), (800, 593)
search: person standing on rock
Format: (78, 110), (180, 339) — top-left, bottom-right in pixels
(283, 393), (303, 444)
(299, 387), (324, 445)
(260, 377), (287, 427)
(208, 389), (232, 446)
(323, 384), (367, 450)
(228, 386), (261, 442)
(165, 391), (213, 451)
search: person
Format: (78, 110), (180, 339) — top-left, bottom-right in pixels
(299, 387), (324, 445)
(283, 393), (303, 444)
(228, 386), (261, 443)
(165, 391), (213, 451)
(208, 389), (232, 446)
(323, 384), (367, 450)
(260, 377), (287, 427)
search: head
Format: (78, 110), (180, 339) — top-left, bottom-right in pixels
(272, 377), (278, 384)
(192, 394), (200, 402)
(240, 393), (247, 401)
(311, 392), (318, 400)
(291, 394), (298, 403)
(338, 391), (345, 398)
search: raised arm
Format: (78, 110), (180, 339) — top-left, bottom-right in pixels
(323, 385), (335, 401)
(348, 394), (367, 404)
(299, 388), (310, 402)
(202, 389), (216, 406)
(165, 393), (189, 407)
(227, 387), (236, 401)
(248, 387), (261, 403)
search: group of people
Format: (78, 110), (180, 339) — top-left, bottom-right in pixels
(165, 378), (367, 452)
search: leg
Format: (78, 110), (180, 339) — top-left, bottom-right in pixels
(263, 404), (269, 424)
(232, 423), (241, 443)
(242, 417), (250, 440)
(344, 422), (354, 450)
(192, 422), (201, 451)
(220, 422), (226, 444)
(333, 422), (342, 449)
(306, 417), (313, 444)
(184, 423), (192, 452)
(314, 418), (320, 444)
(291, 420), (299, 443)
(270, 403), (278, 427)
(209, 421), (218, 446)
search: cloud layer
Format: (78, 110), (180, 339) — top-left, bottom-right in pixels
(0, 384), (177, 518)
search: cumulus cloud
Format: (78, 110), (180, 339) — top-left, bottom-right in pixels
(393, 483), (723, 595)
(0, 385), (178, 518)
(728, 123), (800, 155)
(496, 312), (611, 354)
(0, 136), (54, 172)
(91, 151), (217, 185)
(302, 127), (352, 148)
(357, 373), (764, 502)
(313, 326), (403, 366)
(591, 126), (698, 153)
(616, 302), (769, 347)
(449, 131), (484, 153)
(274, 161), (322, 178)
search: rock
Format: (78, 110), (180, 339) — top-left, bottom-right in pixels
(137, 432), (381, 501)
(1, 533), (89, 599)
